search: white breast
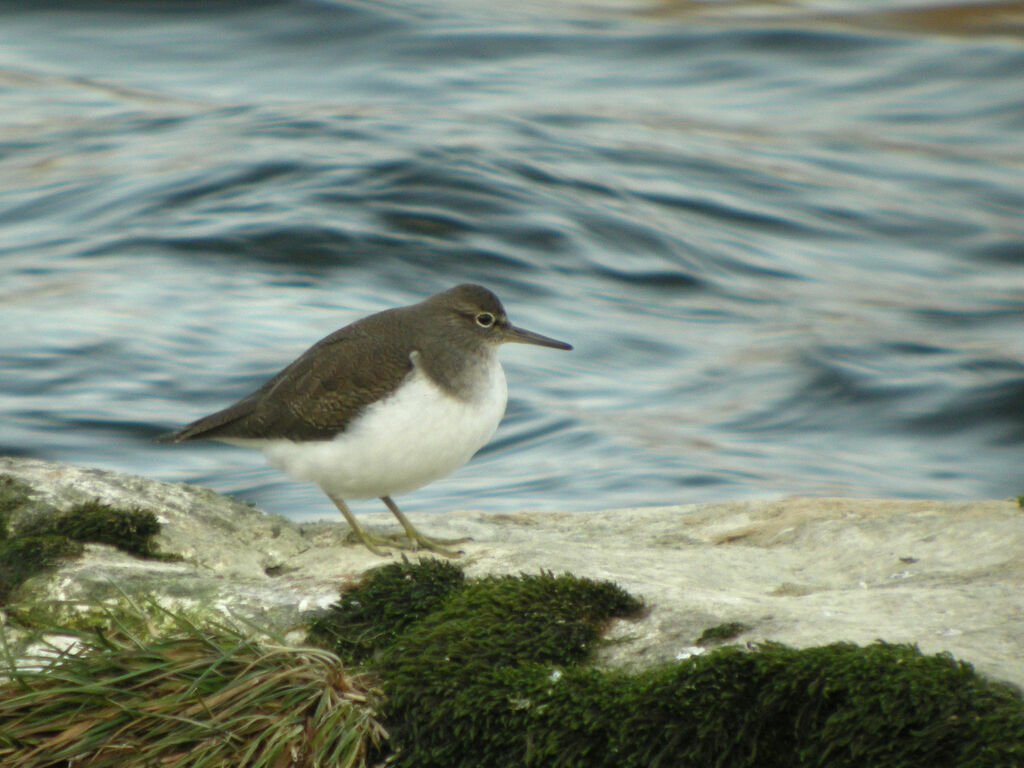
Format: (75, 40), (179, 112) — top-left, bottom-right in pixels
(239, 350), (508, 500)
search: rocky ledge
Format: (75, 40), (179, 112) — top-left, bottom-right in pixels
(1, 456), (1022, 690)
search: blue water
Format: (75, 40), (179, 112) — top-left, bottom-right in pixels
(1, 1), (1022, 521)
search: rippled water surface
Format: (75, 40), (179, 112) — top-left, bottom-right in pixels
(1, 0), (1022, 521)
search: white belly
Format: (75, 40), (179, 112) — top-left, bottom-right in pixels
(228, 357), (508, 500)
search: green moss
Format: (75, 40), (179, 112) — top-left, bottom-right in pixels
(1017, 495), (1023, 509)
(0, 475), (36, 541)
(381, 569), (643, 677)
(378, 569), (644, 767)
(308, 559), (1024, 768)
(697, 620), (751, 645)
(308, 556), (466, 665)
(0, 535), (83, 604)
(522, 643), (1024, 768)
(19, 500), (164, 557)
(0, 488), (169, 606)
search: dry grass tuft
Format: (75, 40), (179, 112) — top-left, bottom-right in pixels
(0, 604), (386, 768)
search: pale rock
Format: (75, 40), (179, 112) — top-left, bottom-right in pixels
(1, 457), (1021, 690)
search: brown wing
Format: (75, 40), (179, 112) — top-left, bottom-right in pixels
(161, 309), (415, 442)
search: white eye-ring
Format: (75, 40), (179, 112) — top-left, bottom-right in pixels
(475, 312), (495, 328)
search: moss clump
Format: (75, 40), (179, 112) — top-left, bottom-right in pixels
(0, 488), (168, 606)
(18, 500), (164, 557)
(0, 536), (84, 604)
(512, 642), (1024, 768)
(697, 620), (751, 645)
(0, 476), (37, 541)
(308, 559), (1024, 768)
(379, 570), (643, 767)
(0, 608), (386, 768)
(381, 569), (643, 677)
(309, 556), (465, 665)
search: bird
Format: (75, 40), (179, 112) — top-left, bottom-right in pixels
(160, 284), (572, 556)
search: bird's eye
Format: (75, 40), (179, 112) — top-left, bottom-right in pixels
(475, 312), (495, 328)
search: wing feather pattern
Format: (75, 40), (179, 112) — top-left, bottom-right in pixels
(160, 308), (415, 443)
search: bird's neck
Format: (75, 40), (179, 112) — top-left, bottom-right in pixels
(418, 343), (501, 402)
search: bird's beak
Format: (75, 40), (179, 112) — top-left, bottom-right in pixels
(503, 324), (573, 350)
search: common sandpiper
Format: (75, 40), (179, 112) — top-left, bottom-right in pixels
(160, 284), (572, 556)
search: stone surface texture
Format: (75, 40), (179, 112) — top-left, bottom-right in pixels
(2, 457), (1022, 689)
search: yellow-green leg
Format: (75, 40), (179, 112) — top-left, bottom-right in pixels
(380, 496), (469, 558)
(328, 493), (393, 557)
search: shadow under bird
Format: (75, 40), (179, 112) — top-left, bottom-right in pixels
(160, 284), (572, 556)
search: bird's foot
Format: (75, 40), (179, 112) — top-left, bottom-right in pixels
(376, 496), (469, 557)
(343, 528), (395, 557)
(343, 528), (470, 558)
(396, 531), (471, 558)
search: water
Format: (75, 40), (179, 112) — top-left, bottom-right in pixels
(1, 0), (1022, 522)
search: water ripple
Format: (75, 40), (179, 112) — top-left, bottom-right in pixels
(1, 1), (1022, 517)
